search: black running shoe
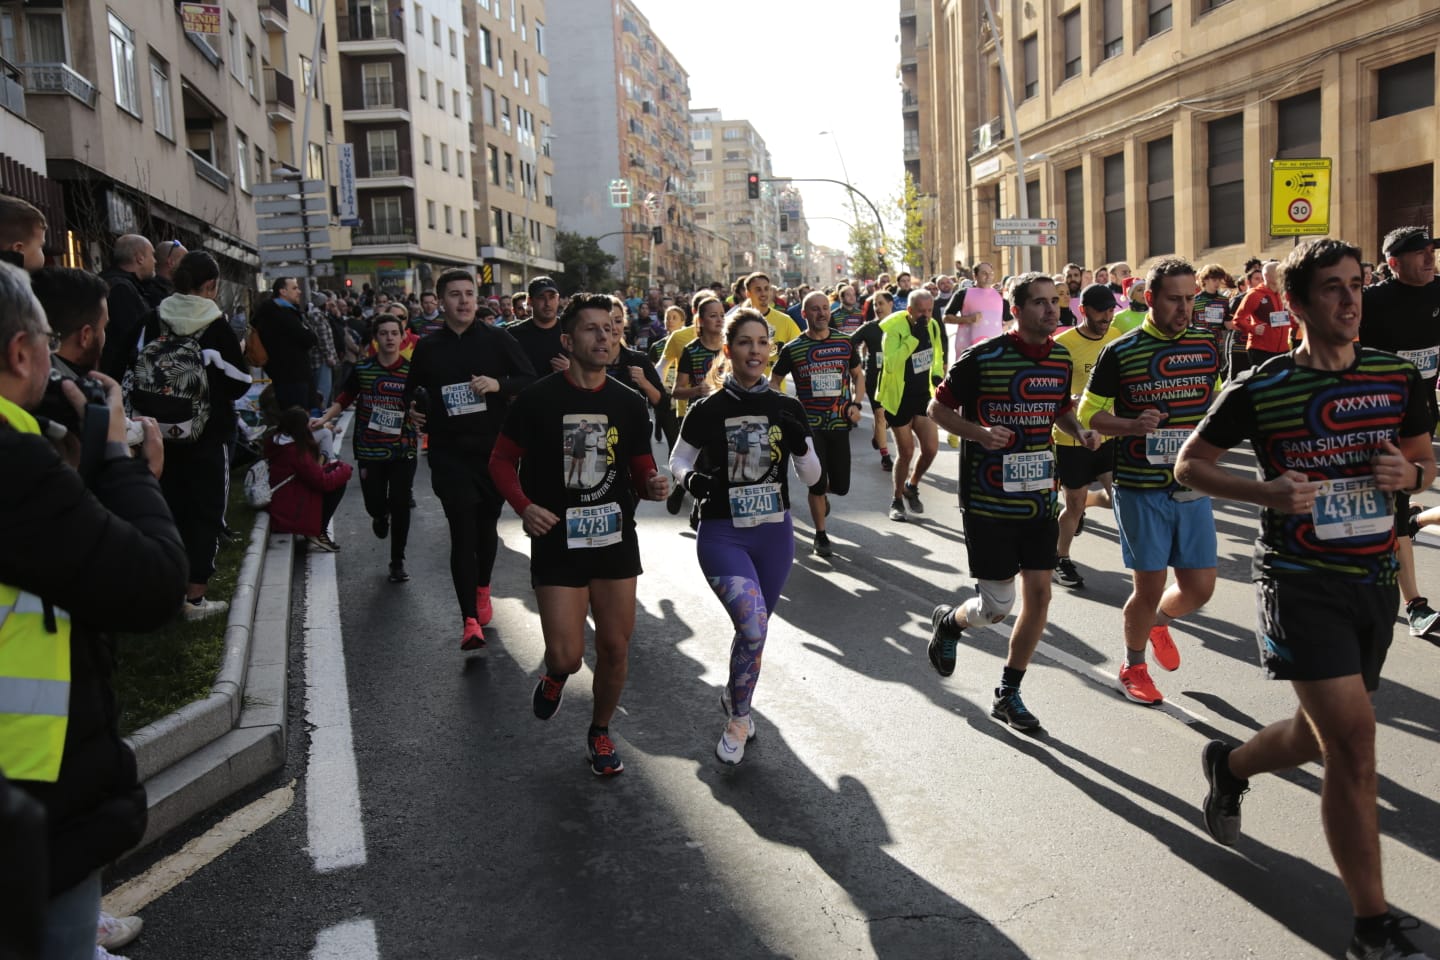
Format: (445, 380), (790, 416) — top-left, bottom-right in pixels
(387, 562), (409, 583)
(880, 453), (893, 472)
(813, 530), (833, 558)
(587, 730), (624, 776)
(889, 498), (906, 522)
(991, 688), (1041, 730)
(1201, 739), (1248, 847)
(372, 514), (389, 539)
(1053, 557), (1085, 588)
(532, 672), (566, 720)
(1346, 915), (1432, 960)
(904, 483), (924, 514)
(928, 604), (962, 676)
(666, 483), (686, 515)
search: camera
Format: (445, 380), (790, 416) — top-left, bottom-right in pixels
(36, 368), (104, 435)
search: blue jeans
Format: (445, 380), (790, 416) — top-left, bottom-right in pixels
(40, 870), (100, 960)
(313, 365), (334, 410)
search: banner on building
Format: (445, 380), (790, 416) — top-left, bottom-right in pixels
(180, 3), (222, 35)
(337, 144), (359, 226)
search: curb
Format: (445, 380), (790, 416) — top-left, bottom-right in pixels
(123, 512), (296, 849)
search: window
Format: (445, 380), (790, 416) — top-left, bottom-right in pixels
(431, 15), (440, 45)
(453, 90), (461, 117)
(488, 145), (500, 184)
(534, 20), (544, 55)
(436, 79), (443, 105)
(500, 95), (511, 135)
(1104, 152), (1126, 262)
(444, 205), (453, 233)
(300, 54), (316, 97)
(26, 9), (68, 62)
(372, 196), (402, 234)
(362, 62), (393, 107)
(412, 3), (423, 34)
(228, 14), (243, 80)
(460, 211), (468, 237)
(1062, 10), (1081, 80)
(1147, 0), (1172, 38)
(1377, 55), (1434, 119)
(1102, 0), (1123, 59)
(235, 130), (250, 192)
(1207, 114), (1244, 247)
(724, 169), (746, 183)
(1199, 0), (1232, 11)
(1277, 89), (1321, 159)
(455, 151), (464, 178)
(1024, 179), (1044, 263)
(483, 86), (496, 125)
(504, 152), (514, 191)
(440, 142), (449, 171)
(108, 13), (140, 116)
(537, 71), (548, 106)
(512, 52), (519, 88)
(368, 129), (399, 176)
(1147, 136), (1174, 256)
(245, 40), (258, 97)
(308, 142), (325, 181)
(544, 173), (553, 208)
(295, 0), (311, 10)
(418, 68), (428, 99)
(427, 200), (437, 229)
(723, 127), (743, 140)
(150, 55), (174, 139)
(1064, 167), (1085, 264)
(1021, 35), (1038, 100)
(448, 28), (457, 57)
(492, 207), (504, 244)
(422, 135), (432, 164)
(254, 144), (266, 183)
(479, 27), (493, 68)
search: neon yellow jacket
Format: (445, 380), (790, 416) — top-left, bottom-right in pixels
(877, 311), (946, 414)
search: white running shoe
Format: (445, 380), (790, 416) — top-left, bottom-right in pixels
(716, 716), (755, 765)
(97, 912), (143, 950)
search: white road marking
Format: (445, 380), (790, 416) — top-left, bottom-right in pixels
(304, 547), (368, 872)
(102, 782), (295, 917)
(311, 918), (379, 960)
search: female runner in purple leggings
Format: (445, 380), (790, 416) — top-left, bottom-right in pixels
(669, 309), (822, 764)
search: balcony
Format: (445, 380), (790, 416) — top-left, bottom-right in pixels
(264, 67), (295, 123)
(260, 0), (288, 33)
(902, 90), (919, 113)
(904, 132), (920, 160)
(336, 9), (404, 54)
(21, 62), (97, 108)
(900, 54), (917, 70)
(0, 57), (25, 118)
(970, 116), (1004, 155)
(900, 0), (916, 21)
(342, 78), (409, 124)
(353, 219), (417, 245)
(189, 150), (231, 191)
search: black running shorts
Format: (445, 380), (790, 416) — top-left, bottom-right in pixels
(1255, 577), (1399, 691)
(1056, 441), (1116, 490)
(963, 512), (1059, 580)
(530, 527), (642, 589)
(808, 429), (853, 497)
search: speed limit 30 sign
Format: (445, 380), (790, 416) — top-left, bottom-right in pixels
(1270, 159), (1331, 236)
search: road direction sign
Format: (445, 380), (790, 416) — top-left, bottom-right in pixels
(994, 217), (1059, 232)
(255, 213), (329, 231)
(258, 229), (330, 248)
(1269, 158), (1331, 236)
(994, 233), (1059, 246)
(251, 179), (326, 198)
(259, 246), (331, 265)
(256, 197), (327, 214)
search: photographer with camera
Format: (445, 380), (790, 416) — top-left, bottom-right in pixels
(0, 261), (187, 959)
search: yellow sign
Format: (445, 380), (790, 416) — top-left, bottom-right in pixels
(480, 263), (493, 284)
(180, 2), (221, 35)
(1270, 158), (1331, 236)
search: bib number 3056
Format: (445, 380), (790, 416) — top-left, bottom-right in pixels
(1311, 477), (1390, 541)
(1002, 451), (1054, 492)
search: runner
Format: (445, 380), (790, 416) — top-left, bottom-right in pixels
(668, 308), (822, 764)
(927, 273), (1101, 729)
(1360, 226), (1440, 637)
(314, 313), (420, 582)
(1193, 264), (1233, 341)
(506, 276), (567, 376)
(1078, 258), (1223, 704)
(770, 290), (865, 557)
(736, 271), (801, 361)
(1175, 238), (1436, 960)
(666, 295), (727, 520)
(877, 289), (946, 521)
(830, 284), (865, 335)
(853, 290), (895, 472)
(1052, 284), (1122, 588)
(1233, 261), (1291, 368)
(489, 293), (668, 776)
(403, 269), (536, 650)
(603, 295), (665, 414)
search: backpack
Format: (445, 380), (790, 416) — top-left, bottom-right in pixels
(243, 458), (294, 508)
(244, 324), (268, 368)
(128, 333), (211, 442)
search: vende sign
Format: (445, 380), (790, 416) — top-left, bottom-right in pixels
(180, 2), (221, 35)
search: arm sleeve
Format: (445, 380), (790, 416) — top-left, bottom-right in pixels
(1194, 379), (1253, 450)
(488, 432), (531, 514)
(628, 453), (658, 499)
(791, 439), (822, 487)
(668, 439), (700, 485)
(935, 353), (977, 414)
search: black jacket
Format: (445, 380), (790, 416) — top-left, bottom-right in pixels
(403, 321), (536, 455)
(251, 296), (317, 385)
(98, 268), (151, 381)
(0, 425), (188, 895)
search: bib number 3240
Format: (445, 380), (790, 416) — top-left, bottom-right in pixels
(729, 482), (783, 528)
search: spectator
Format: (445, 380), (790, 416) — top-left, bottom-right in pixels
(0, 195), (47, 272)
(306, 301), (339, 409)
(0, 260), (187, 960)
(266, 405), (352, 552)
(97, 234), (156, 381)
(32, 268), (110, 383)
(144, 239), (186, 308)
(251, 277), (316, 409)
(148, 251), (252, 619)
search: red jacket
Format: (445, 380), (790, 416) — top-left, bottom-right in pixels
(265, 437), (352, 536)
(1232, 286), (1293, 354)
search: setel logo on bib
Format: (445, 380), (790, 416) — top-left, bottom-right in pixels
(368, 405), (404, 435)
(1397, 346), (1439, 380)
(729, 482), (783, 528)
(1145, 428), (1191, 465)
(441, 381), (486, 416)
(565, 502), (622, 549)
(1310, 476), (1390, 541)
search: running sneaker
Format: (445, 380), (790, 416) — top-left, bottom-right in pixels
(94, 946), (130, 960)
(1053, 557), (1085, 589)
(903, 482), (924, 514)
(716, 716), (754, 765)
(586, 730), (624, 775)
(304, 535), (338, 553)
(460, 617), (485, 651)
(1406, 597), (1439, 638)
(97, 912), (143, 950)
(880, 453), (893, 472)
(387, 562), (410, 583)
(991, 688), (1041, 730)
(1347, 916), (1434, 960)
(372, 514), (389, 539)
(889, 498), (906, 522)
(181, 597), (229, 621)
(665, 483), (687, 515)
(718, 686), (758, 741)
(813, 530), (833, 558)
(928, 604), (963, 677)
(1149, 624), (1181, 671)
(1119, 662), (1164, 704)
(532, 672), (565, 720)
(1200, 739), (1248, 847)
(476, 586), (493, 627)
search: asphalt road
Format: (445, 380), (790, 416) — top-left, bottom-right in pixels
(113, 423), (1440, 960)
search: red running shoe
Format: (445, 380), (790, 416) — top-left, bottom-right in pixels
(1149, 624), (1181, 671)
(460, 617), (485, 651)
(476, 586), (493, 627)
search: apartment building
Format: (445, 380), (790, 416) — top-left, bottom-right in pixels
(334, 0), (474, 294)
(690, 109), (783, 281)
(547, 0), (698, 292)
(465, 0), (560, 296)
(0, 50), (64, 257)
(921, 0), (1440, 277)
(900, 0), (941, 275)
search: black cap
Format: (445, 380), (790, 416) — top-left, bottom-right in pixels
(527, 275), (559, 296)
(1079, 283), (1119, 311)
(1384, 230), (1434, 258)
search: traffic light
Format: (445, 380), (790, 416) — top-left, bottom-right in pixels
(651, 225), (663, 244)
(779, 213), (789, 233)
(747, 172), (760, 200)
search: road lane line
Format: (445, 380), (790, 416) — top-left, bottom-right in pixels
(304, 547), (368, 872)
(102, 782), (295, 917)
(311, 918), (378, 959)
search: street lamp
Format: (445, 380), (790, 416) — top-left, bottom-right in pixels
(818, 130), (865, 241)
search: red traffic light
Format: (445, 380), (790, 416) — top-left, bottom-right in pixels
(747, 172), (760, 200)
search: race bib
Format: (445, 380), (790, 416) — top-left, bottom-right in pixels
(1397, 346), (1440, 380)
(729, 482), (783, 528)
(1268, 310), (1290, 328)
(910, 348), (934, 375)
(1311, 477), (1391, 541)
(811, 371), (843, 398)
(1145, 428), (1191, 465)
(441, 381), (485, 417)
(565, 502), (622, 549)
(1002, 450), (1054, 492)
(367, 405), (403, 436)
(1204, 304), (1225, 326)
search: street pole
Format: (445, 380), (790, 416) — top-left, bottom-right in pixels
(979, 0), (1030, 274)
(291, 0), (329, 306)
(761, 177), (890, 273)
(818, 131), (864, 248)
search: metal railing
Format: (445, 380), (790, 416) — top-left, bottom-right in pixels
(338, 8), (399, 42)
(264, 67), (295, 112)
(189, 150), (231, 191)
(21, 62), (97, 107)
(361, 76), (394, 108)
(970, 116), (1004, 155)
(353, 219), (415, 244)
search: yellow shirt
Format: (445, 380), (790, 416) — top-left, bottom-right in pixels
(662, 324), (699, 363)
(1052, 324), (1121, 446)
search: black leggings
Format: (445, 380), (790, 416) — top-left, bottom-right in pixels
(359, 457), (417, 564)
(160, 438), (229, 585)
(430, 449), (504, 619)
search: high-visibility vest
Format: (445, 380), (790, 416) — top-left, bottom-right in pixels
(0, 394), (71, 783)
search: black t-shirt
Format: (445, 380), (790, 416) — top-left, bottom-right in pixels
(899, 315), (937, 411)
(498, 373), (652, 552)
(678, 386), (809, 523)
(1360, 277), (1440, 420)
(607, 345), (665, 408)
(507, 318), (566, 378)
(403, 321), (536, 454)
(853, 319), (884, 395)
